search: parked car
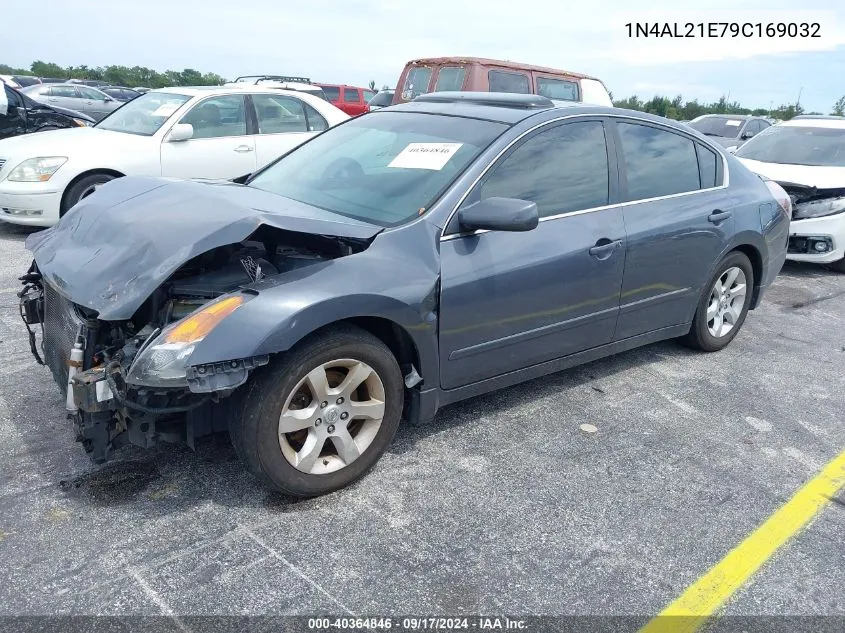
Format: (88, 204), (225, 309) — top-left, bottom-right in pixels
(227, 76), (328, 101)
(367, 89), (394, 110)
(20, 83), (122, 122)
(100, 86), (142, 102)
(38, 77), (68, 85)
(0, 75), (41, 88)
(0, 86), (348, 225)
(18, 92), (789, 496)
(733, 116), (845, 272)
(392, 57), (613, 107)
(67, 79), (111, 88)
(687, 114), (771, 149)
(316, 84), (376, 116)
(1, 82), (94, 140)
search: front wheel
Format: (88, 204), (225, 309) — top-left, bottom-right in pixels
(682, 251), (754, 352)
(61, 173), (116, 216)
(230, 325), (404, 497)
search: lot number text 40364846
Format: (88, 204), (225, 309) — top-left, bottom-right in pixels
(624, 22), (821, 38)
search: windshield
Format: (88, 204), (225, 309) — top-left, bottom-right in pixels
(735, 125), (845, 167)
(248, 111), (507, 227)
(688, 117), (745, 138)
(368, 91), (393, 107)
(95, 91), (191, 136)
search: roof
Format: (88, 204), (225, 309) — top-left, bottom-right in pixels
(404, 56), (599, 81)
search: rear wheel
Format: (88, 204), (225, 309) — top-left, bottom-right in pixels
(682, 251), (754, 352)
(230, 325), (403, 497)
(61, 173), (116, 216)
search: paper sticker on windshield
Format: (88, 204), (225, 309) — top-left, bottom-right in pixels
(388, 143), (463, 170)
(152, 103), (181, 117)
(725, 120), (742, 126)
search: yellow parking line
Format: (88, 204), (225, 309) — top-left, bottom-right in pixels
(640, 449), (845, 633)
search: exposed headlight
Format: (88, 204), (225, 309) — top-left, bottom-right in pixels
(792, 197), (845, 220)
(72, 118), (91, 127)
(7, 157), (68, 182)
(126, 295), (245, 388)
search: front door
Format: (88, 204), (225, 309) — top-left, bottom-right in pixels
(439, 119), (626, 390)
(610, 120), (734, 340)
(160, 94), (256, 180)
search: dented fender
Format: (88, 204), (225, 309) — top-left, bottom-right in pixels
(188, 222), (443, 386)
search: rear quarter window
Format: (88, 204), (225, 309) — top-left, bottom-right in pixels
(488, 70), (530, 94)
(322, 86), (340, 102)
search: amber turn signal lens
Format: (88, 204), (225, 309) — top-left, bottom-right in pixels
(165, 296), (244, 344)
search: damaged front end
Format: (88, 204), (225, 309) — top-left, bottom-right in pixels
(21, 225), (371, 463)
(778, 182), (845, 256)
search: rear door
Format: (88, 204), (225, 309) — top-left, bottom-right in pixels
(251, 93), (327, 168)
(160, 94), (256, 179)
(610, 120), (733, 340)
(47, 85), (81, 111)
(439, 118), (626, 389)
(76, 86), (113, 120)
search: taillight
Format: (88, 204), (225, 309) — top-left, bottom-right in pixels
(763, 179), (792, 217)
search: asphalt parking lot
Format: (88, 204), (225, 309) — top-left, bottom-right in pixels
(0, 220), (843, 628)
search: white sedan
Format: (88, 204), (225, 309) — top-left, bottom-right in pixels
(0, 86), (348, 226)
(734, 116), (845, 273)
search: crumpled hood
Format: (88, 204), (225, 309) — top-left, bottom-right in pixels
(26, 176), (382, 320)
(736, 157), (845, 189)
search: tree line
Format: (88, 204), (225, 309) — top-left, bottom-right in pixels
(1, 60), (224, 89)
(610, 93), (845, 121)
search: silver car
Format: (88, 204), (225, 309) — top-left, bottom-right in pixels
(21, 83), (122, 121)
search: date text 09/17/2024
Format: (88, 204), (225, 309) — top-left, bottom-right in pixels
(624, 22), (821, 38)
(307, 617), (528, 630)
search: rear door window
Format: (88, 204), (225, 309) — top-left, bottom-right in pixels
(322, 86), (340, 102)
(51, 86), (79, 98)
(434, 67), (466, 92)
(488, 70), (530, 94)
(617, 122), (701, 199)
(402, 66), (432, 100)
(536, 77), (579, 101)
(343, 88), (361, 103)
(252, 94), (308, 134)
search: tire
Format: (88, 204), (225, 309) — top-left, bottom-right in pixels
(61, 173), (116, 216)
(230, 324), (404, 497)
(826, 258), (845, 274)
(682, 251), (754, 352)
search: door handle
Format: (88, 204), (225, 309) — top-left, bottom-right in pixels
(589, 238), (622, 260)
(234, 145), (254, 153)
(708, 209), (732, 224)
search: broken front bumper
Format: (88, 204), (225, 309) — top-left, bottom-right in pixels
(787, 214), (845, 264)
(19, 274), (232, 463)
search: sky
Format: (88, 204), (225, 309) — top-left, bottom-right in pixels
(3, 0), (845, 112)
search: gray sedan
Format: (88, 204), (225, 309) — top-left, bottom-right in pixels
(20, 83), (122, 121)
(21, 92), (790, 496)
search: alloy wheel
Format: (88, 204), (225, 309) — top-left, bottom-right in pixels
(278, 359), (386, 475)
(706, 266), (747, 338)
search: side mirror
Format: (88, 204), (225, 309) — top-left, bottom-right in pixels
(168, 123), (194, 142)
(231, 173), (251, 184)
(726, 145), (738, 154)
(104, 96), (114, 102)
(458, 197), (539, 233)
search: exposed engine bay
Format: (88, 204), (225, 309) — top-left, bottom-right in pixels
(19, 228), (369, 463)
(778, 182), (845, 220)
